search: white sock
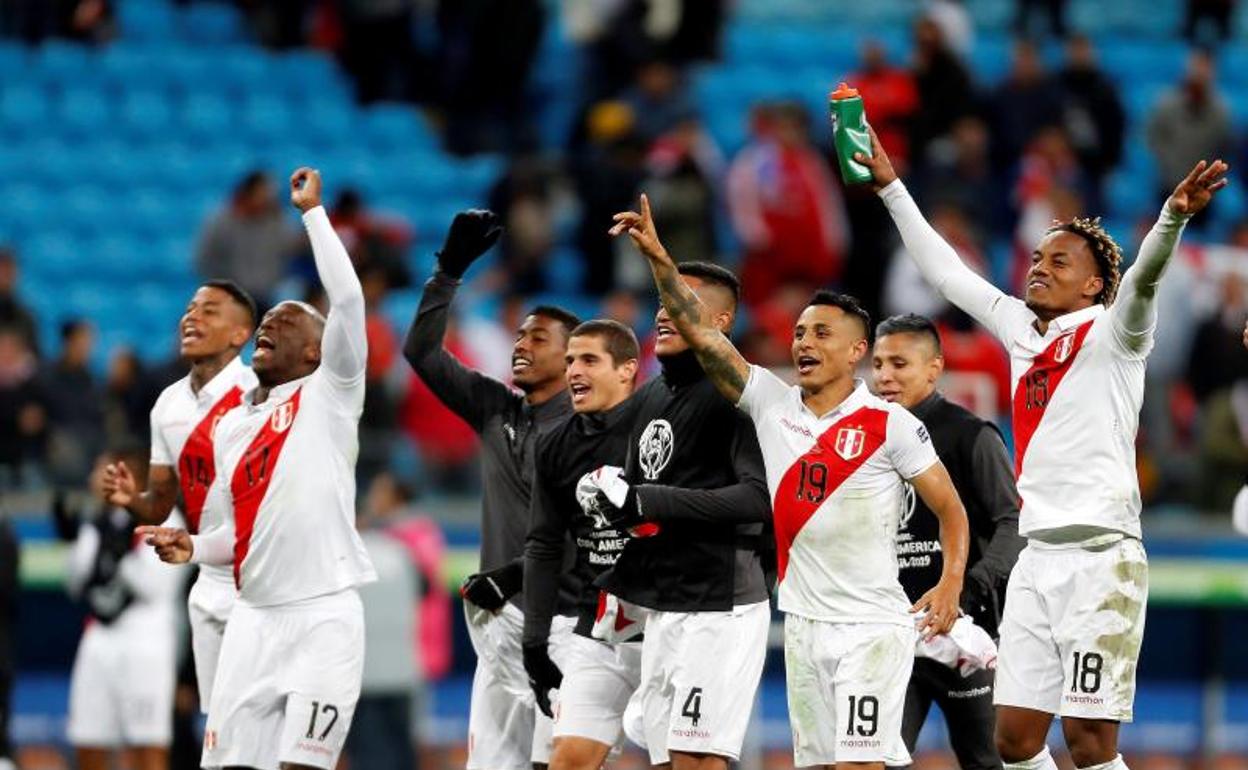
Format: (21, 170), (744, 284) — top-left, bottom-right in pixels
(1079, 755), (1128, 770)
(1005, 746), (1059, 770)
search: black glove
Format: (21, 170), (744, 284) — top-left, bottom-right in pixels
(460, 561), (523, 611)
(592, 486), (658, 537)
(959, 572), (999, 633)
(522, 642), (563, 718)
(436, 209), (503, 279)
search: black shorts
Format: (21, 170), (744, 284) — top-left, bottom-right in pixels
(900, 658), (1001, 770)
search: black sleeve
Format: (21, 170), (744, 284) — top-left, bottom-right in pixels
(633, 415), (770, 524)
(402, 271), (516, 433)
(522, 444), (568, 648)
(965, 426), (1025, 590)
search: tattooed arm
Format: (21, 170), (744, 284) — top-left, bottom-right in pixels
(610, 194), (752, 403)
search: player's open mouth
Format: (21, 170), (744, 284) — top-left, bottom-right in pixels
(181, 327), (203, 344)
(1028, 279), (1048, 290)
(878, 389), (899, 401)
(512, 356), (532, 373)
(256, 336), (276, 351)
(569, 382), (591, 402)
(656, 325), (676, 339)
(796, 356), (818, 375)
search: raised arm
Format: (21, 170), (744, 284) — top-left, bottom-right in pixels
(291, 168), (366, 385)
(1110, 159), (1229, 354)
(402, 211), (510, 432)
(856, 129), (1025, 341)
(611, 194), (751, 403)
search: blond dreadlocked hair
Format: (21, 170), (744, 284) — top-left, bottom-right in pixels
(1045, 216), (1124, 306)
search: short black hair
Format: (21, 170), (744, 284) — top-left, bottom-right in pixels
(678, 261), (741, 309)
(234, 170), (271, 199)
(876, 313), (942, 355)
(807, 290), (872, 341)
(202, 280), (259, 329)
(570, 319), (640, 366)
(60, 318), (90, 341)
(528, 305), (582, 339)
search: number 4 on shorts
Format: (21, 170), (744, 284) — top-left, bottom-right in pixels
(306, 700), (340, 741)
(681, 687), (704, 727)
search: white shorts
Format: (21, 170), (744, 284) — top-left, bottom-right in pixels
(553, 634), (642, 747)
(994, 538), (1148, 722)
(202, 589), (364, 770)
(637, 602), (769, 764)
(465, 602), (577, 770)
(67, 616), (177, 748)
(187, 571), (237, 714)
(783, 615), (916, 767)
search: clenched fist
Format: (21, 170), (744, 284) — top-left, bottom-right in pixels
(290, 167), (323, 212)
(437, 209), (503, 279)
(102, 461), (137, 507)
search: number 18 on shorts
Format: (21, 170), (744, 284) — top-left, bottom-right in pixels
(783, 616), (916, 767)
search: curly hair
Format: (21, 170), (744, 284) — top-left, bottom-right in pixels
(1045, 216), (1124, 306)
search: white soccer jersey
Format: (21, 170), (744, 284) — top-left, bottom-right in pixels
(738, 370), (938, 624)
(881, 180), (1190, 540)
(149, 356), (256, 582)
(191, 206), (377, 606)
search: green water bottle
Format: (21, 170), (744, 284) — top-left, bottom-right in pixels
(829, 82), (873, 185)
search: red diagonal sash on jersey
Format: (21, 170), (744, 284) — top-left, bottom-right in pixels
(230, 388), (303, 588)
(1011, 320), (1094, 477)
(177, 386), (244, 533)
(772, 406), (889, 582)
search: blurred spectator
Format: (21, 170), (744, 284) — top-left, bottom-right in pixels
(359, 264), (403, 486)
(438, 0), (546, 153)
(102, 347), (153, 446)
(0, 327), (45, 488)
(620, 60), (695, 144)
(240, 0), (311, 49)
(727, 102), (848, 304)
(572, 101), (647, 294)
(913, 116), (1000, 233)
(1184, 0), (1236, 46)
(0, 248), (38, 358)
(58, 446), (182, 770)
(337, 0), (416, 103)
(1197, 378), (1248, 511)
(39, 320), (104, 486)
(909, 18), (976, 169)
(0, 0), (113, 44)
(195, 171), (301, 310)
(347, 485), (423, 770)
(923, 0), (973, 58)
(1146, 50), (1234, 201)
(1058, 34), (1126, 208)
(1014, 0), (1068, 38)
(0, 514), (14, 770)
(938, 311), (1012, 420)
(1186, 268), (1248, 403)
(330, 189), (413, 289)
(366, 472), (452, 681)
(642, 115), (724, 267)
(988, 40), (1064, 172)
(849, 41), (920, 173)
(750, 282), (817, 367)
(399, 317), (481, 489)
(884, 202), (987, 320)
(487, 157), (561, 293)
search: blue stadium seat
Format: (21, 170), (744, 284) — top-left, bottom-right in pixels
(301, 97), (355, 145)
(119, 89), (176, 138)
(239, 95), (294, 142)
(178, 3), (247, 46)
(362, 105), (437, 152)
(0, 86), (49, 136)
(212, 47), (270, 93)
(24, 234), (82, 281)
(118, 0), (177, 43)
(180, 91), (234, 140)
(161, 48), (217, 89)
(31, 41), (96, 88)
(544, 248), (586, 295)
(63, 186), (112, 230)
(0, 44), (30, 88)
(57, 87), (113, 138)
(91, 234), (150, 281)
(97, 46), (170, 93)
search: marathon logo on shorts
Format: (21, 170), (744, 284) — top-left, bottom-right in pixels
(834, 427), (865, 460)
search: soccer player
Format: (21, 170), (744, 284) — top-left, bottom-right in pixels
(615, 195), (970, 770)
(101, 278), (257, 715)
(402, 209), (583, 770)
(872, 313), (1026, 770)
(588, 258), (773, 770)
(856, 129), (1229, 770)
(522, 320), (641, 770)
(139, 167), (378, 770)
(63, 446), (184, 770)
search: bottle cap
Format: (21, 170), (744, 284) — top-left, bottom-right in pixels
(829, 81), (860, 100)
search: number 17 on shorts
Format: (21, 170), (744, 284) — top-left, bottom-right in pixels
(279, 694), (355, 769)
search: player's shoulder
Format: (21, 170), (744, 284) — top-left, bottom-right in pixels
(150, 375), (191, 419)
(743, 364), (797, 406)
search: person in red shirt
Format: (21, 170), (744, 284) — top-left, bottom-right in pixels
(850, 41), (920, 173)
